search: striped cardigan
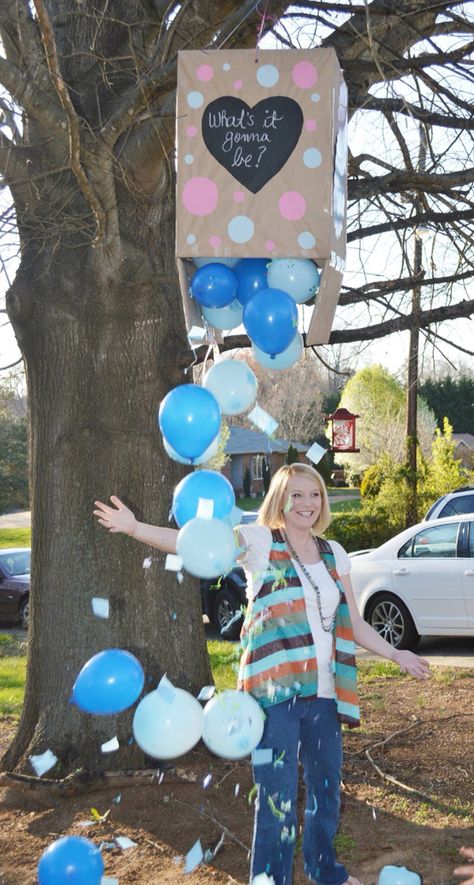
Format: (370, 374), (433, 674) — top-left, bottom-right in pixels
(237, 529), (360, 727)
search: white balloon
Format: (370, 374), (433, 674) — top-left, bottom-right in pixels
(202, 690), (265, 759)
(162, 433), (220, 465)
(378, 868), (421, 885)
(201, 300), (243, 331)
(133, 685), (203, 759)
(194, 257), (240, 268)
(203, 360), (257, 416)
(267, 258), (320, 304)
(177, 517), (236, 579)
(252, 331), (303, 371)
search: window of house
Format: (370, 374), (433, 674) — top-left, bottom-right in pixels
(252, 455), (263, 481)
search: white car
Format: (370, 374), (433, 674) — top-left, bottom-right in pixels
(349, 514), (474, 650)
(424, 486), (474, 520)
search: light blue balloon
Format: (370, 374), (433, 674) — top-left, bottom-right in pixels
(252, 331), (303, 370)
(177, 517), (236, 578)
(158, 384), (221, 461)
(71, 649), (144, 716)
(378, 867), (421, 885)
(267, 258), (320, 304)
(133, 684), (203, 759)
(243, 287), (298, 357)
(172, 469), (235, 527)
(38, 836), (104, 884)
(203, 360), (257, 415)
(194, 257), (241, 268)
(202, 690), (265, 759)
(163, 433), (219, 465)
(201, 299), (243, 331)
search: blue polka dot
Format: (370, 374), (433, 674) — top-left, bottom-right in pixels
(187, 91), (203, 109)
(185, 154), (194, 165)
(303, 148), (322, 168)
(311, 93), (320, 103)
(187, 234), (196, 245)
(257, 64), (279, 88)
(223, 63), (231, 71)
(298, 232), (316, 249)
(228, 215), (254, 244)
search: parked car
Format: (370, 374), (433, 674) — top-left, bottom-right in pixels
(0, 548), (30, 629)
(200, 510), (258, 639)
(424, 485), (474, 520)
(350, 514), (474, 650)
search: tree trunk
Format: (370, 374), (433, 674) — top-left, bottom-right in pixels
(3, 181), (213, 774)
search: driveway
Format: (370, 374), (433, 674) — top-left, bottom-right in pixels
(0, 511), (31, 528)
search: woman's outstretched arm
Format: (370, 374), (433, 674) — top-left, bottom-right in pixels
(94, 495), (178, 554)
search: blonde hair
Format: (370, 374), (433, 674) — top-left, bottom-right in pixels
(257, 462), (331, 535)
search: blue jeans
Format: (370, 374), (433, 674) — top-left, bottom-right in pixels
(250, 697), (348, 885)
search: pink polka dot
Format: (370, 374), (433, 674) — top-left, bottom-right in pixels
(233, 190), (244, 203)
(266, 240), (276, 252)
(292, 61), (318, 89)
(233, 79), (243, 90)
(186, 125), (197, 137)
(183, 177), (219, 216)
(209, 235), (221, 248)
(305, 119), (317, 132)
(197, 64), (214, 82)
(279, 191), (306, 221)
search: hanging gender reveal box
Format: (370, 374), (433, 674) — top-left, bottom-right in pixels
(176, 49), (348, 345)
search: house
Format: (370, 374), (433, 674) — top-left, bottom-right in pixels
(222, 426), (308, 496)
(453, 433), (474, 469)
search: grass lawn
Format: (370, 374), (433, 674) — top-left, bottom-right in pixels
(330, 498), (361, 513)
(0, 528), (31, 547)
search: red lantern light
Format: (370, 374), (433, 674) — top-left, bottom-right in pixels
(327, 407), (360, 453)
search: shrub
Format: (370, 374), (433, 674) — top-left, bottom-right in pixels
(286, 444), (299, 465)
(243, 467), (252, 498)
(262, 456), (271, 494)
(325, 511), (399, 553)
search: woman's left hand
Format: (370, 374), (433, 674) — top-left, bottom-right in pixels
(392, 649), (431, 680)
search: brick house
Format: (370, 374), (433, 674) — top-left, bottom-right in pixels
(222, 427), (309, 496)
(453, 433), (474, 469)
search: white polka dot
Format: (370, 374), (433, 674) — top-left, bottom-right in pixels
(223, 63), (231, 71)
(184, 154), (194, 165)
(187, 234), (196, 245)
(187, 91), (204, 109)
(298, 232), (316, 250)
(257, 64), (279, 88)
(303, 148), (322, 168)
(227, 215), (254, 244)
(311, 93), (321, 102)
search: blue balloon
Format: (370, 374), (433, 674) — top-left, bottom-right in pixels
(203, 359), (257, 415)
(201, 299), (243, 331)
(172, 469), (235, 527)
(163, 433), (220, 465)
(243, 287), (299, 356)
(158, 384), (221, 461)
(267, 258), (320, 304)
(190, 263), (238, 308)
(177, 517), (236, 578)
(194, 257), (240, 268)
(38, 836), (104, 884)
(235, 258), (269, 305)
(252, 330), (303, 370)
(71, 649), (144, 716)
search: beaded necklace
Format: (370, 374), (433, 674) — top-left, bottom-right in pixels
(282, 531), (337, 633)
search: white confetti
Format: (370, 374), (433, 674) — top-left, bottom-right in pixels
(306, 441), (327, 464)
(196, 497), (214, 519)
(234, 783), (240, 797)
(143, 557), (153, 569)
(252, 874), (276, 884)
(252, 748), (273, 766)
(248, 404), (278, 436)
(115, 836), (137, 850)
(92, 597), (110, 619)
(188, 325), (206, 343)
(165, 553), (184, 572)
(184, 839), (204, 873)
(203, 773), (212, 789)
(101, 736), (119, 754)
(101, 878), (119, 885)
(29, 749), (58, 777)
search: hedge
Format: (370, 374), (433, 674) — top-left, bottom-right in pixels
(325, 511), (401, 553)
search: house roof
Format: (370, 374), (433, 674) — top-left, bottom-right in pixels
(225, 426), (308, 455)
(453, 433), (474, 448)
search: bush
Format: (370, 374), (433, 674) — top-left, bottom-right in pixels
(325, 511), (399, 553)
(243, 467), (252, 498)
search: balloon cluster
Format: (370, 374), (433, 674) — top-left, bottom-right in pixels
(190, 256), (319, 366)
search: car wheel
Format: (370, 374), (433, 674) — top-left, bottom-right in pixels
(19, 598), (29, 631)
(213, 587), (243, 640)
(365, 593), (419, 651)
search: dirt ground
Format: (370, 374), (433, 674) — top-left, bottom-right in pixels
(0, 669), (472, 885)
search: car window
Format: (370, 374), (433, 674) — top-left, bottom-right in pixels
(0, 551), (31, 576)
(398, 523), (460, 559)
(439, 494), (474, 518)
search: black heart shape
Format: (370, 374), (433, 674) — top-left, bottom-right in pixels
(201, 96), (304, 193)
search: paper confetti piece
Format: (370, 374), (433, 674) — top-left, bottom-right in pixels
(101, 878), (119, 885)
(234, 783), (240, 797)
(29, 749), (58, 776)
(115, 836), (137, 850)
(197, 685), (215, 701)
(248, 404), (278, 436)
(184, 839), (204, 874)
(196, 497), (214, 519)
(252, 748), (273, 766)
(306, 441), (327, 464)
(203, 773), (212, 789)
(101, 736), (119, 754)
(143, 556), (153, 569)
(252, 874), (276, 884)
(165, 553), (184, 572)
(92, 597), (110, 619)
(188, 325), (206, 343)
(220, 609), (243, 635)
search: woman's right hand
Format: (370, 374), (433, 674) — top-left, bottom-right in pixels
(94, 496), (138, 536)
(455, 847), (474, 884)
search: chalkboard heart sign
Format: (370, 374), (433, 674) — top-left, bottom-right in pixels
(202, 96), (304, 193)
